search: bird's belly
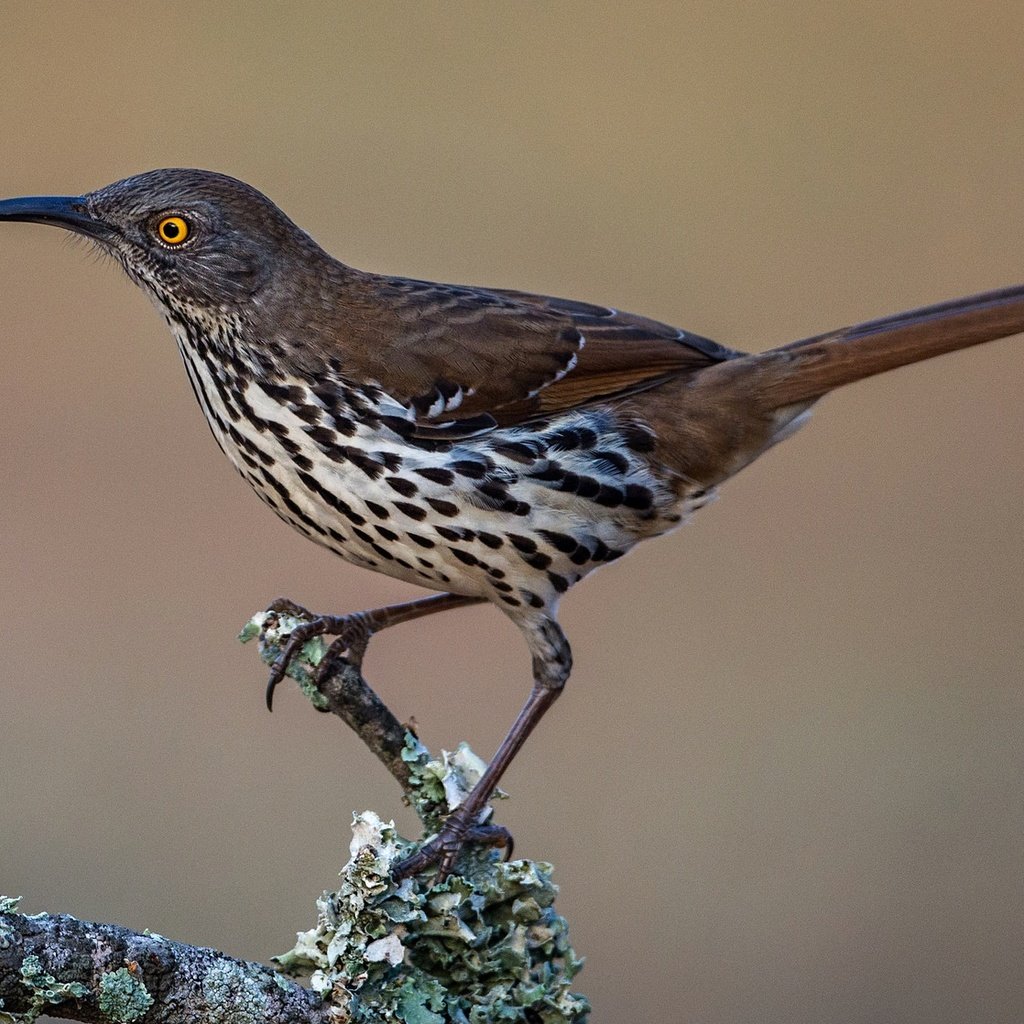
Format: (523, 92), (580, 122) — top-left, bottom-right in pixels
(179, 347), (710, 610)
(239, 417), (711, 611)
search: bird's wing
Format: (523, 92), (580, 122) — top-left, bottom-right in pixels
(335, 276), (741, 434)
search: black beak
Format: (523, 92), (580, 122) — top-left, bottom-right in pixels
(0, 194), (110, 240)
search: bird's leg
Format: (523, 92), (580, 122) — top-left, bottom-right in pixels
(264, 592), (485, 710)
(394, 616), (572, 881)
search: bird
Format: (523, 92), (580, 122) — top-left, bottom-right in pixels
(1, 168), (1022, 878)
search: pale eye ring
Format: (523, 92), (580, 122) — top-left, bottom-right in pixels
(155, 215), (191, 246)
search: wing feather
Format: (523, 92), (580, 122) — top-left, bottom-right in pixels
(322, 275), (742, 432)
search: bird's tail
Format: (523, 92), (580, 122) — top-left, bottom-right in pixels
(713, 285), (1024, 413)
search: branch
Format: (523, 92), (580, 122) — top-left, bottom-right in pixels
(2, 612), (591, 1024)
(239, 609), (416, 799)
(0, 901), (329, 1024)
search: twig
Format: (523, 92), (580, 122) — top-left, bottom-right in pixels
(240, 609), (414, 795)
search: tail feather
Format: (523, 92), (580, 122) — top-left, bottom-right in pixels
(747, 285), (1024, 411)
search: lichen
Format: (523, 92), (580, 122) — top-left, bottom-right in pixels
(240, 612), (589, 1021)
(4, 954), (89, 1024)
(0, 897), (21, 953)
(274, 746), (589, 1023)
(202, 963), (270, 1024)
(97, 967), (154, 1022)
(239, 611), (330, 710)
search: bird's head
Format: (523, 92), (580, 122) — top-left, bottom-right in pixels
(0, 168), (327, 319)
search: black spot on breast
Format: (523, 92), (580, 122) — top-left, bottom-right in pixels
(374, 525), (399, 542)
(426, 498), (459, 517)
(478, 532), (503, 549)
(594, 486), (624, 507)
(570, 547), (591, 566)
(407, 533), (435, 548)
(524, 553), (553, 570)
(394, 501), (427, 521)
(538, 530), (577, 554)
(508, 534), (538, 554)
(305, 425), (338, 448)
(261, 382), (305, 404)
(260, 469), (328, 537)
(549, 428), (581, 451)
(344, 447), (384, 480)
(381, 415), (415, 440)
(529, 463), (565, 483)
(331, 415), (357, 437)
(415, 467), (455, 486)
(352, 527), (374, 544)
(266, 421), (293, 446)
(548, 572), (569, 593)
(492, 441), (539, 463)
(575, 476), (601, 499)
(296, 470), (366, 525)
(452, 459), (489, 479)
(370, 542), (395, 562)
(592, 449), (630, 474)
(449, 548), (479, 566)
(365, 500), (389, 519)
(522, 591), (545, 609)
(491, 579), (514, 593)
(499, 594), (521, 607)
(477, 480), (510, 501)
(293, 404), (321, 425)
(435, 525), (461, 542)
(623, 484), (654, 510)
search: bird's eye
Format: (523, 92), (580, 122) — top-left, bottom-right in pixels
(155, 215), (190, 246)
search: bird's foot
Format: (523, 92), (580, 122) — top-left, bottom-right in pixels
(264, 597), (376, 710)
(393, 805), (514, 882)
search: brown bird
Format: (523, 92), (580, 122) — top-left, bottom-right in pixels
(1, 169), (1021, 877)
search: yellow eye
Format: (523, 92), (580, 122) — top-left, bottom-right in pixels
(155, 215), (190, 246)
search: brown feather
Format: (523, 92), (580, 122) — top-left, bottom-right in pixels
(317, 275), (742, 430)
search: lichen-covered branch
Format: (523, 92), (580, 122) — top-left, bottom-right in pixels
(0, 613), (590, 1024)
(0, 898), (329, 1024)
(240, 611), (414, 794)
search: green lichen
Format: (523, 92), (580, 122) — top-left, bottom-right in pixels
(97, 967), (153, 1022)
(0, 897), (21, 953)
(202, 963), (270, 1024)
(275, 746), (589, 1023)
(239, 611), (330, 710)
(5, 954), (89, 1024)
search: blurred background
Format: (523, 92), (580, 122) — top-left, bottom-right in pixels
(1, 4), (1022, 1021)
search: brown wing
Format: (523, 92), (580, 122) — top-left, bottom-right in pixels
(333, 274), (742, 432)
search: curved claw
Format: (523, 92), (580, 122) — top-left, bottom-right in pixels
(265, 623), (319, 710)
(262, 608), (375, 711)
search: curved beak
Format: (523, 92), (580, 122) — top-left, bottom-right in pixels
(0, 194), (110, 240)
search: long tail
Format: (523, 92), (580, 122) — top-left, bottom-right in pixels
(729, 285), (1024, 412)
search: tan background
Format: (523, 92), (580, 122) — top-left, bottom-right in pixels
(2, 4), (1022, 1021)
